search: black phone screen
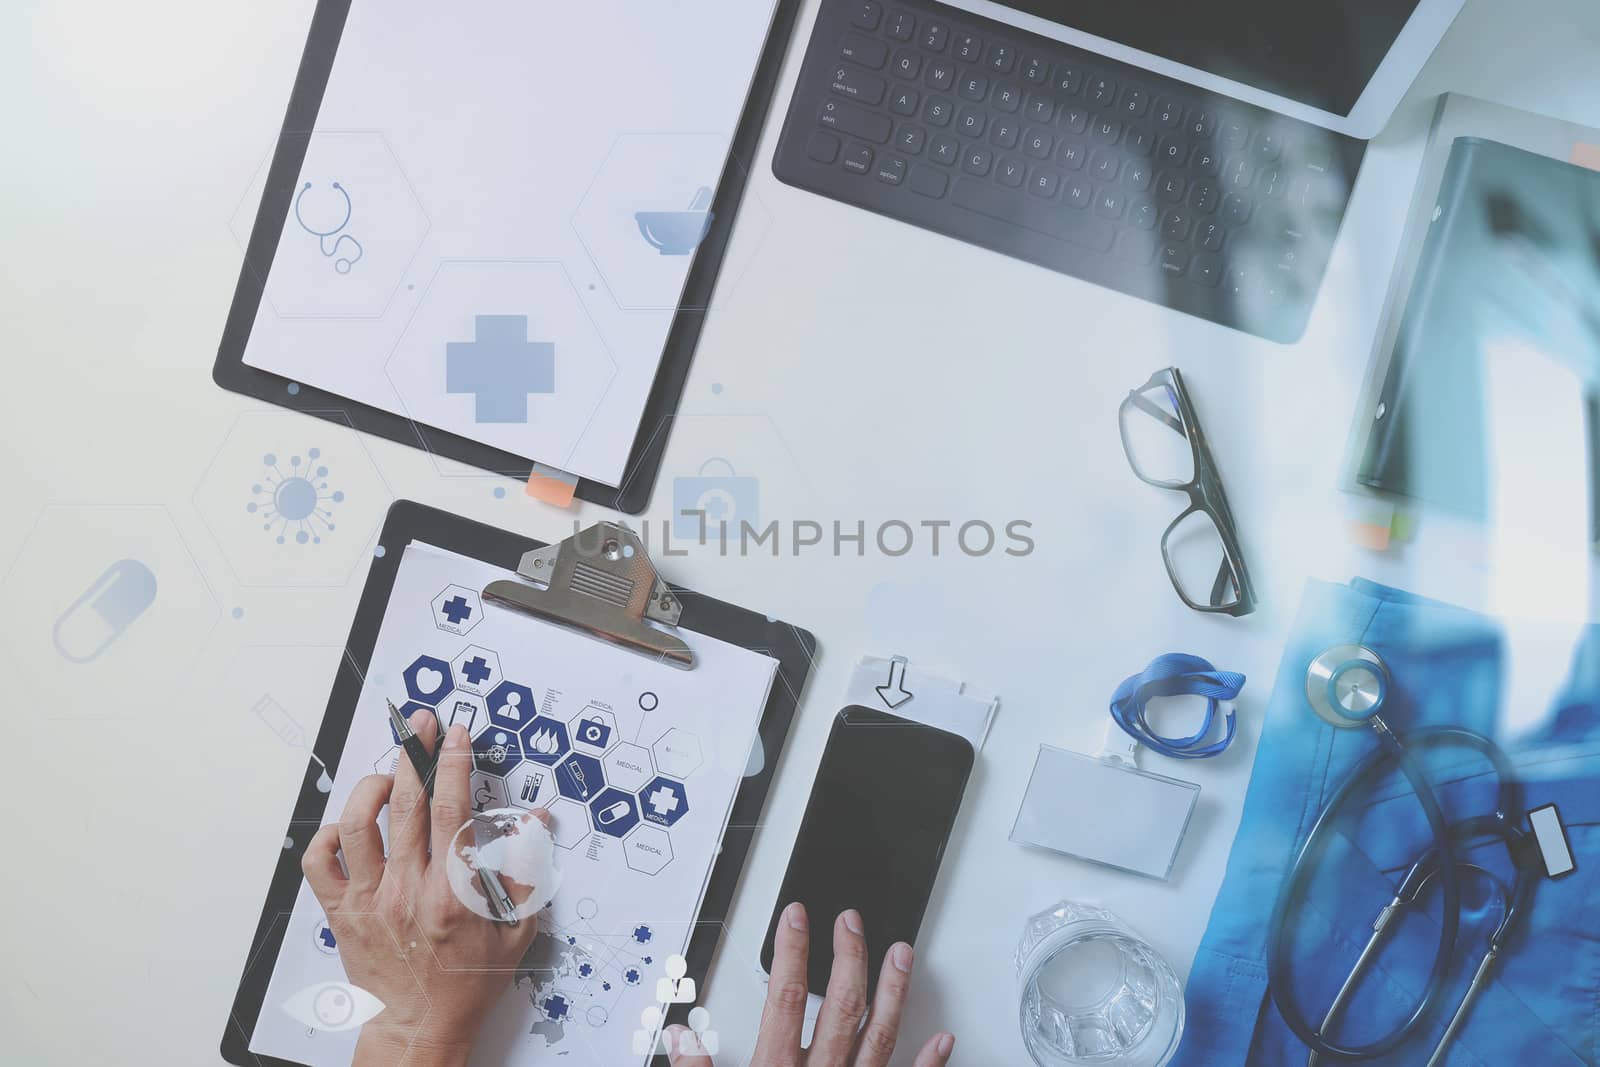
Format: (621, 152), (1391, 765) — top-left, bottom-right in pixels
(761, 706), (975, 997)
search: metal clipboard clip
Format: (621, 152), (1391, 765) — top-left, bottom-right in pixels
(482, 521), (695, 670)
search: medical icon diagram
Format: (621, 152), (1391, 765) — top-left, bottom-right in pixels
(294, 181), (364, 273)
(656, 954), (696, 1005)
(281, 980), (384, 1033)
(431, 584), (483, 636)
(635, 185), (715, 255)
(52, 558), (156, 663)
(632, 1005), (671, 1056)
(680, 1007), (720, 1055)
(248, 449), (345, 546)
(445, 314), (555, 424)
(673, 458), (760, 542)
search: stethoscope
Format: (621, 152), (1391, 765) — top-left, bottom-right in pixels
(1266, 645), (1541, 1066)
(293, 180), (364, 273)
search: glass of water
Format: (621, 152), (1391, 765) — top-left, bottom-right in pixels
(1016, 900), (1184, 1066)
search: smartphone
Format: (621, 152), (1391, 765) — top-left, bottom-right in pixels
(761, 706), (975, 998)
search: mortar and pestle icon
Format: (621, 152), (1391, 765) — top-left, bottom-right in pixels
(635, 186), (715, 255)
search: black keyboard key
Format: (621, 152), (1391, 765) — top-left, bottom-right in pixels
(1161, 209), (1191, 240)
(1058, 140), (1086, 170)
(909, 163), (949, 198)
(1128, 197), (1158, 230)
(807, 130), (841, 163)
(994, 83), (1022, 113)
(892, 50), (922, 79)
(1121, 87), (1150, 118)
(925, 60), (955, 91)
(877, 157), (908, 184)
(1025, 95), (1054, 123)
(950, 176), (1116, 251)
(1022, 56), (1049, 84)
(1153, 98), (1183, 129)
(986, 42), (1017, 73)
(896, 123), (927, 154)
(1160, 242), (1190, 275)
(1303, 144), (1333, 174)
(890, 87), (920, 115)
(991, 119), (1020, 149)
(1193, 147), (1221, 176)
(1029, 167), (1059, 197)
(1225, 157), (1255, 189)
(1188, 179), (1219, 214)
(1191, 253), (1223, 286)
(820, 98), (893, 143)
(1221, 192), (1253, 225)
(958, 108), (987, 137)
(1088, 76), (1117, 107)
(929, 132), (959, 165)
(831, 65), (888, 105)
(1157, 171), (1186, 202)
(1064, 177), (1092, 209)
(1095, 188), (1125, 219)
(841, 33), (889, 69)
(1059, 105), (1089, 134)
(843, 143), (874, 174)
(1156, 136), (1189, 167)
(1124, 159), (1153, 191)
(1254, 131), (1283, 162)
(959, 73), (988, 101)
(851, 1), (883, 30)
(1196, 219), (1225, 251)
(924, 96), (953, 126)
(1188, 110), (1215, 139)
(1023, 128), (1054, 159)
(997, 157), (1027, 187)
(1089, 147), (1119, 182)
(955, 33), (981, 61)
(920, 20), (949, 52)
(1258, 167), (1287, 199)
(1220, 119), (1250, 150)
(963, 146), (993, 175)
(887, 11), (915, 40)
(1124, 126), (1153, 156)
(1092, 117), (1121, 144)
(1053, 63), (1083, 95)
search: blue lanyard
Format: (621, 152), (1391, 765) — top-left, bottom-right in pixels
(1110, 653), (1245, 759)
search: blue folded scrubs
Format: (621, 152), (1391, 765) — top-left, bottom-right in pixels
(1174, 579), (1600, 1066)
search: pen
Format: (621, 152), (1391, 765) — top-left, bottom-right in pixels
(386, 699), (519, 928)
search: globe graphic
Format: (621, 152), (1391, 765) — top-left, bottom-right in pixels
(445, 807), (562, 922)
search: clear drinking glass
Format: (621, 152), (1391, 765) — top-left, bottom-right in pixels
(1016, 901), (1184, 1067)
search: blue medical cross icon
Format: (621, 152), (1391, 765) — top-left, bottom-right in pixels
(317, 926), (337, 950)
(445, 314), (555, 423)
(441, 595), (472, 625)
(461, 655), (491, 685)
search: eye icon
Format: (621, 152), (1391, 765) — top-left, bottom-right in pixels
(281, 981), (384, 1032)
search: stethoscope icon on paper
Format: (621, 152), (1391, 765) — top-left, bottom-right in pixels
(293, 180), (364, 273)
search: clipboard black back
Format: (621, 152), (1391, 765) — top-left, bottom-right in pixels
(221, 500), (816, 1065)
(212, 0), (804, 514)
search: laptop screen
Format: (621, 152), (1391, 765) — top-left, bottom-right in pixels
(993, 0), (1423, 116)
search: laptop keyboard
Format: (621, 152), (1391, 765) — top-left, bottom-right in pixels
(773, 0), (1367, 343)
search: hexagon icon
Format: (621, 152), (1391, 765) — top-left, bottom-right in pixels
(520, 715), (571, 766)
(451, 645), (501, 695)
(604, 743), (654, 792)
(547, 797), (591, 849)
(507, 764), (556, 809)
(486, 680), (537, 730)
(389, 700), (433, 744)
(404, 655), (454, 704)
(229, 130), (429, 319)
(589, 787), (641, 838)
(384, 260), (617, 471)
(554, 752), (605, 804)
(624, 825), (674, 876)
(431, 584), (483, 636)
(373, 745), (402, 776)
(569, 705), (618, 754)
(652, 728), (703, 779)
(472, 726), (524, 778)
(572, 133), (768, 311)
(639, 776), (689, 828)
(471, 774), (509, 814)
(438, 692), (486, 736)
(192, 412), (392, 588)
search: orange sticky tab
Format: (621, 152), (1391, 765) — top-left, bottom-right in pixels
(525, 467), (577, 508)
(1571, 143), (1600, 172)
(1348, 519), (1392, 552)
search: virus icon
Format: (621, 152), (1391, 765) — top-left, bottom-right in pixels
(248, 448), (344, 545)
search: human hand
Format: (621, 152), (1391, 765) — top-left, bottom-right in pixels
(301, 709), (549, 1067)
(668, 903), (955, 1067)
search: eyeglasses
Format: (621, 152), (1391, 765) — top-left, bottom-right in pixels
(1118, 367), (1257, 617)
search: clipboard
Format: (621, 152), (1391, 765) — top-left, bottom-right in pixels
(213, 0), (804, 514)
(221, 500), (816, 1065)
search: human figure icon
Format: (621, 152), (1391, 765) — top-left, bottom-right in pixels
(678, 1006), (720, 1055)
(501, 691), (523, 722)
(656, 954), (697, 1005)
(631, 1005), (674, 1056)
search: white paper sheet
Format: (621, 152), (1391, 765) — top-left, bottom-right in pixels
(249, 542), (777, 1065)
(239, 0), (777, 486)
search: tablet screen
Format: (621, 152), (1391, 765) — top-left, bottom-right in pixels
(992, 0), (1423, 116)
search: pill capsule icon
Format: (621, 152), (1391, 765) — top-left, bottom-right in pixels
(52, 559), (157, 663)
(596, 800), (632, 825)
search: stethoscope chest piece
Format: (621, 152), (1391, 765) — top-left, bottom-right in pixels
(1306, 644), (1389, 729)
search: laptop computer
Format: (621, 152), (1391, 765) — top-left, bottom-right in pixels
(773, 0), (1465, 342)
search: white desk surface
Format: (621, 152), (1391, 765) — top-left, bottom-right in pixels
(4, 0), (1599, 1063)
